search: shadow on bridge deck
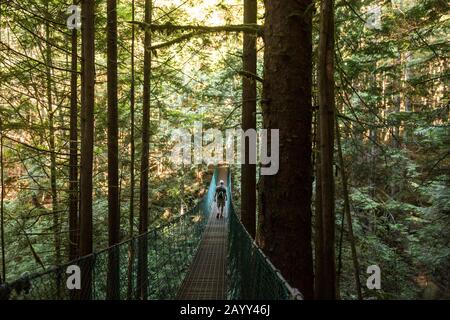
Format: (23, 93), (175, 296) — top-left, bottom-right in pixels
(177, 166), (229, 300)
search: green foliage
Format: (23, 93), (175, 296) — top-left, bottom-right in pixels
(335, 0), (449, 299)
(0, 0), (448, 300)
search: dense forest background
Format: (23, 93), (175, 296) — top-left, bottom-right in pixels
(0, 0), (448, 299)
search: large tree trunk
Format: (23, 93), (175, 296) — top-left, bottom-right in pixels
(317, 0), (336, 299)
(258, 0), (314, 299)
(107, 0), (120, 300)
(69, 3), (79, 262)
(137, 0), (152, 300)
(241, 0), (257, 238)
(79, 0), (95, 300)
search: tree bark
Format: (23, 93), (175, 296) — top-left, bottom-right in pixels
(79, 0), (95, 300)
(241, 0), (257, 238)
(314, 110), (325, 299)
(258, 0), (314, 299)
(0, 7), (3, 284)
(318, 0), (336, 299)
(69, 2), (79, 262)
(107, 0), (120, 300)
(127, 0), (136, 300)
(137, 0), (152, 300)
(0, 125), (5, 284)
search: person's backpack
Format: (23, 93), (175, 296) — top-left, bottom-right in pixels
(217, 187), (225, 200)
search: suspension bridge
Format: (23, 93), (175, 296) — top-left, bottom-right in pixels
(0, 165), (302, 300)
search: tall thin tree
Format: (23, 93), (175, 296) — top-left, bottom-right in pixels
(68, 35), (79, 297)
(127, 0), (136, 300)
(336, 119), (363, 299)
(79, 0), (95, 299)
(258, 0), (314, 299)
(314, 110), (325, 298)
(318, 0), (336, 299)
(0, 1), (5, 285)
(107, 0), (120, 300)
(241, 0), (257, 238)
(0, 122), (5, 284)
(137, 0), (152, 300)
(68, 1), (79, 262)
(44, 8), (61, 296)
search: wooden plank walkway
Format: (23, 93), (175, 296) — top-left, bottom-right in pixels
(177, 167), (228, 300)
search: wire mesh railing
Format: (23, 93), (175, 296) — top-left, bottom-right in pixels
(0, 208), (205, 300)
(226, 170), (303, 300)
(0, 169), (218, 300)
(0, 167), (302, 300)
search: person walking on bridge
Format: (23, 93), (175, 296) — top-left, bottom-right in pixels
(214, 180), (227, 219)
